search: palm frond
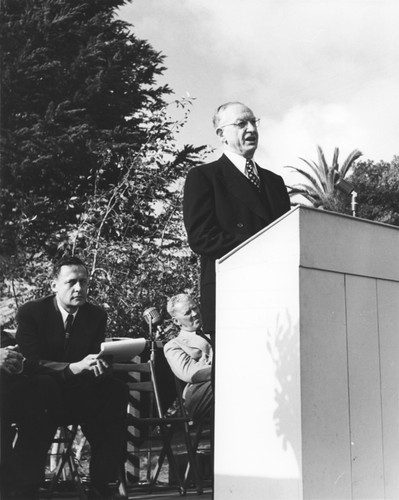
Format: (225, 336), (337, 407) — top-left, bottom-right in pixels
(287, 145), (362, 212)
(286, 166), (324, 192)
(287, 185), (323, 205)
(290, 193), (322, 206)
(299, 158), (328, 190)
(332, 147), (340, 171)
(316, 145), (329, 182)
(289, 157), (326, 191)
(288, 183), (321, 195)
(340, 149), (362, 177)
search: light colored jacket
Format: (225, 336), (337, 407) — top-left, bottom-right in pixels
(164, 330), (212, 397)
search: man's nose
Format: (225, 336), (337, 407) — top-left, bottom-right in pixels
(246, 120), (256, 131)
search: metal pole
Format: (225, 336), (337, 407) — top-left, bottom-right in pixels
(351, 191), (358, 217)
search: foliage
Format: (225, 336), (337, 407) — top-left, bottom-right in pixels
(0, 0), (172, 254)
(347, 156), (399, 226)
(0, 0), (209, 335)
(1, 98), (208, 336)
(285, 145), (362, 213)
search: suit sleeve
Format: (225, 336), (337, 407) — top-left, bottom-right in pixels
(16, 302), (107, 377)
(164, 340), (212, 384)
(183, 166), (247, 259)
(16, 303), (69, 375)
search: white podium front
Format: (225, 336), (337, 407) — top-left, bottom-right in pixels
(214, 206), (399, 500)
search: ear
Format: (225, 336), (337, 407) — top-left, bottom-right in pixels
(172, 317), (181, 328)
(51, 280), (57, 293)
(216, 127), (226, 143)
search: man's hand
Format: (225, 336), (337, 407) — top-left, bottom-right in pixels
(199, 352), (212, 366)
(69, 354), (110, 377)
(0, 346), (25, 374)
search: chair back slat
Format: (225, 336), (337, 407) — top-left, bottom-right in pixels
(126, 381), (153, 392)
(112, 357), (204, 494)
(113, 362), (150, 373)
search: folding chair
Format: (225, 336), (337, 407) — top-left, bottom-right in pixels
(46, 425), (127, 500)
(113, 358), (202, 495)
(46, 424), (87, 499)
(174, 377), (213, 493)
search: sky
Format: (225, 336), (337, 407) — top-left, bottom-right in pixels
(117, 0), (399, 183)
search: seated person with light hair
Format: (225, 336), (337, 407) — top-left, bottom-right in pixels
(164, 294), (213, 422)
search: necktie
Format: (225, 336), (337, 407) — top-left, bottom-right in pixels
(64, 314), (74, 349)
(245, 159), (260, 189)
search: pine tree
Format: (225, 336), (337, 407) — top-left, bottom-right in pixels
(0, 0), (172, 252)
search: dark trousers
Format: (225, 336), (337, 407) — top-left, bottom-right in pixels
(184, 380), (213, 422)
(60, 374), (128, 485)
(184, 380), (214, 464)
(0, 374), (60, 498)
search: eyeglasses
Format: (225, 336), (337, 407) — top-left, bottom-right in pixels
(219, 118), (260, 130)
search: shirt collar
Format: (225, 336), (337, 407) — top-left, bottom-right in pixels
(56, 297), (79, 324)
(178, 329), (213, 353)
(224, 150), (258, 178)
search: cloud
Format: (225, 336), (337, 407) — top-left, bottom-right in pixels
(194, 1), (399, 106)
(257, 75), (399, 183)
(119, 0), (399, 170)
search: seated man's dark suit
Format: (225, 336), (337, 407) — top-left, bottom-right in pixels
(0, 330), (60, 498)
(183, 153), (291, 334)
(16, 295), (128, 489)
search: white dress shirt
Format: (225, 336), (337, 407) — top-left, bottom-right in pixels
(224, 149), (260, 183)
(56, 297), (78, 328)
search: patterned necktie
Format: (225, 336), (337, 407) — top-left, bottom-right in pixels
(64, 314), (74, 350)
(245, 159), (260, 189)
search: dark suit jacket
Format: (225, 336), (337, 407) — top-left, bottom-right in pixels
(183, 153), (291, 332)
(16, 295), (107, 378)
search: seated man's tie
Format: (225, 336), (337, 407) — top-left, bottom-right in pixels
(64, 314), (74, 350)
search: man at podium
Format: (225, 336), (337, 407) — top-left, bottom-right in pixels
(183, 101), (290, 338)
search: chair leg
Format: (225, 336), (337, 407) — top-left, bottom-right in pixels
(150, 424), (185, 496)
(183, 423), (204, 495)
(118, 462), (128, 499)
(47, 425), (87, 500)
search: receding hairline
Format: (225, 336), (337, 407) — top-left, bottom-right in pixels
(212, 101), (252, 129)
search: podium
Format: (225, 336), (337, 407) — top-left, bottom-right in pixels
(214, 206), (399, 500)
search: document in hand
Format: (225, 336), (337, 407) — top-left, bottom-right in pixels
(97, 337), (146, 362)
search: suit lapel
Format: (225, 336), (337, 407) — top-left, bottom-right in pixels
(217, 155), (270, 221)
(52, 296), (64, 330)
(51, 296), (67, 354)
(179, 331), (212, 355)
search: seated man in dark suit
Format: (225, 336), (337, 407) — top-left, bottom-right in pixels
(164, 294), (212, 423)
(16, 256), (129, 500)
(0, 329), (60, 500)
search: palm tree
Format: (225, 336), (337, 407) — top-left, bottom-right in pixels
(286, 145), (362, 211)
